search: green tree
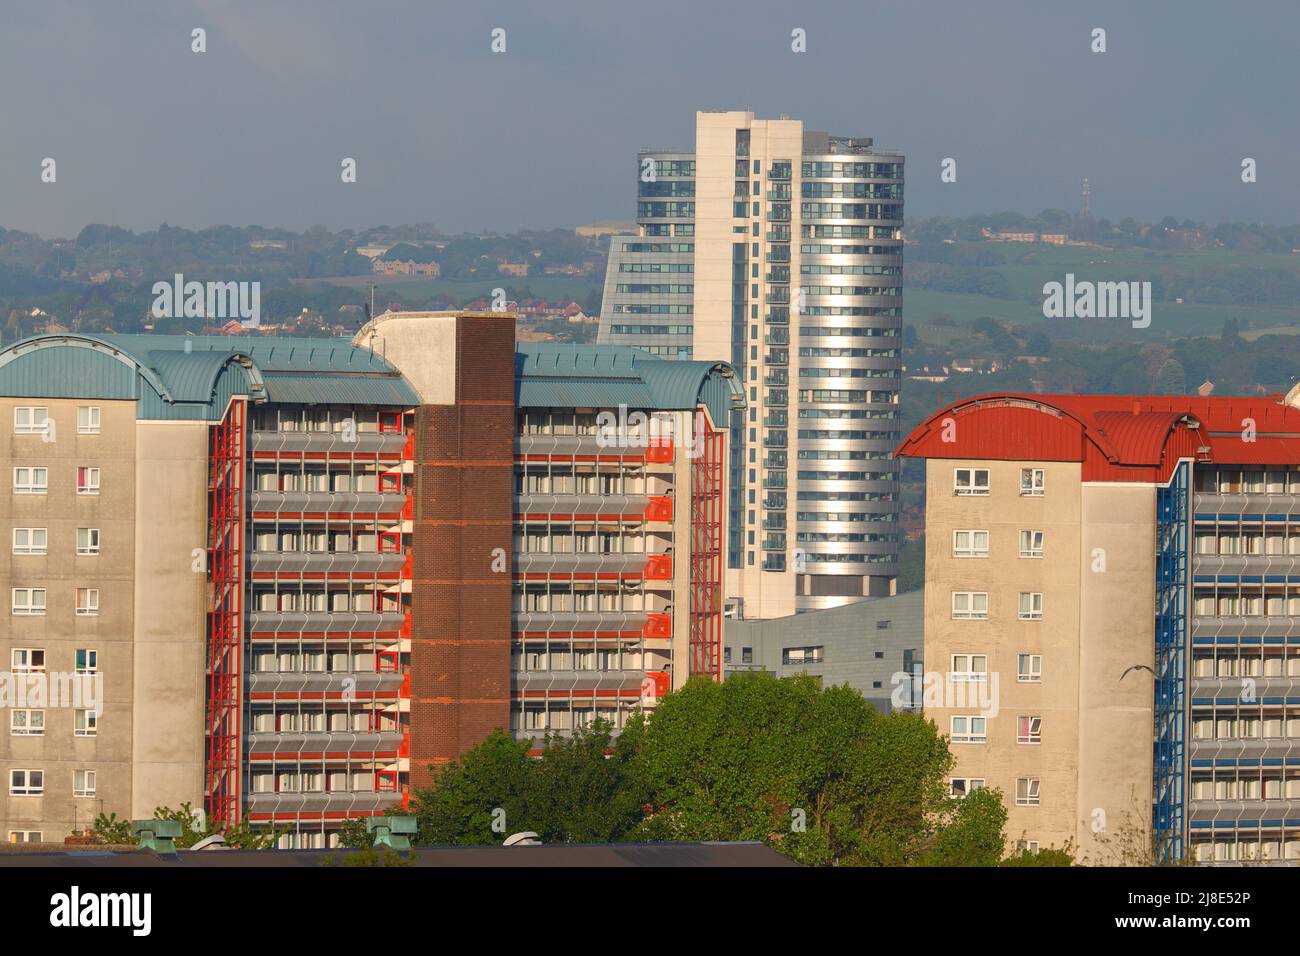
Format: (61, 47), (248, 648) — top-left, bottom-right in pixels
(1025, 330), (1052, 356)
(1109, 358), (1149, 393)
(924, 786), (1007, 866)
(336, 817), (372, 849)
(408, 729), (534, 846)
(1002, 844), (1074, 866)
(632, 672), (954, 866)
(151, 802), (282, 849)
(324, 845), (414, 867)
(528, 721), (647, 843)
(90, 812), (133, 844)
(1155, 358), (1186, 395)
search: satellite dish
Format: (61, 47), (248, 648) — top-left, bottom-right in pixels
(502, 831), (541, 847)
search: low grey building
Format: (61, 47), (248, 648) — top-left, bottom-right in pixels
(723, 590), (923, 712)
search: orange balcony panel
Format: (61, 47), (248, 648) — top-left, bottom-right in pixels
(645, 495), (673, 522)
(642, 612), (672, 639)
(400, 614), (412, 639)
(401, 495), (414, 520)
(403, 434), (415, 459)
(646, 440), (674, 464)
(401, 553), (413, 578)
(646, 670), (670, 697)
(644, 554), (673, 580)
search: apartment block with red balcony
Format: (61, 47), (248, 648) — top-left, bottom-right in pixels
(0, 315), (739, 850)
(510, 344), (742, 747)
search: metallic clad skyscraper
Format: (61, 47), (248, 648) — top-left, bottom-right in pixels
(599, 112), (903, 616)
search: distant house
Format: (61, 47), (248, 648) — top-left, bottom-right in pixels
(372, 259), (440, 277)
(981, 227), (1038, 243)
(981, 227), (1069, 245)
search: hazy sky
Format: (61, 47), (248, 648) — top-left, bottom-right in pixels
(2, 0), (1297, 238)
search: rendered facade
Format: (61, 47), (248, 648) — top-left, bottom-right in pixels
(899, 391), (1300, 864)
(0, 313), (738, 847)
(598, 111), (905, 617)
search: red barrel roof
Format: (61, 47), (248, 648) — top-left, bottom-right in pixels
(896, 393), (1300, 483)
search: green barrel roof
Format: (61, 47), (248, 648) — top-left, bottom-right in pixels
(0, 333), (419, 420)
(516, 344), (743, 425)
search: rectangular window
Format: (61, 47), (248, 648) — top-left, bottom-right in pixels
(12, 648), (45, 672)
(75, 588), (99, 616)
(1016, 777), (1041, 806)
(1018, 715), (1042, 745)
(74, 770), (96, 798)
(13, 467), (48, 495)
(74, 710), (97, 737)
(950, 715), (988, 744)
(76, 528), (100, 556)
(10, 710), (44, 736)
(76, 467), (100, 495)
(12, 528), (48, 555)
(1019, 529), (1044, 558)
(1020, 468), (1045, 496)
(1017, 654), (1042, 682)
(77, 406), (101, 434)
(9, 770), (43, 796)
(14, 407), (49, 435)
(1019, 592), (1043, 621)
(951, 654), (988, 682)
(75, 649), (98, 674)
(951, 591), (989, 620)
(782, 646), (824, 665)
(8, 831), (42, 844)
(12, 589), (46, 616)
(953, 529), (989, 558)
(950, 778), (986, 798)
(954, 468), (990, 496)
